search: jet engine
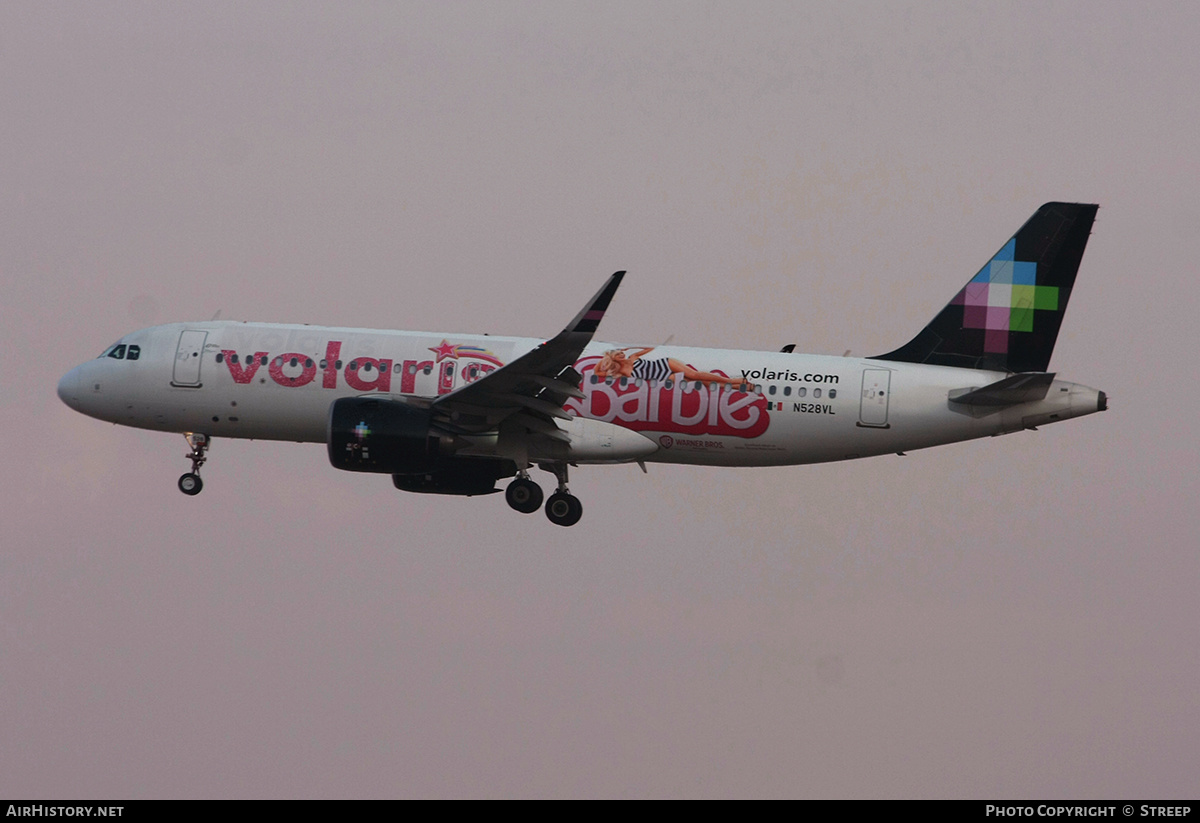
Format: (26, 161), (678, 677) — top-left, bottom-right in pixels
(327, 396), (512, 495)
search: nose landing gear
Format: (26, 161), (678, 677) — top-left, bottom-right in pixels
(178, 432), (210, 496)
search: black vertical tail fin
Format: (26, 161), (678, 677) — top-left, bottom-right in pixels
(874, 202), (1098, 373)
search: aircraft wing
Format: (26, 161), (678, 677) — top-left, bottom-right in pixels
(428, 272), (625, 441)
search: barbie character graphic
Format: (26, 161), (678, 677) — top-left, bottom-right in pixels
(593, 347), (753, 389)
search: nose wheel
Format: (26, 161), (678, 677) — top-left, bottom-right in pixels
(178, 433), (210, 496)
(178, 472), (203, 495)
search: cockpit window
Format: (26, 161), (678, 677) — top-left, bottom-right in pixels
(98, 343), (140, 361)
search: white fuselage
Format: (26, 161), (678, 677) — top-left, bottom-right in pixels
(57, 321), (1105, 467)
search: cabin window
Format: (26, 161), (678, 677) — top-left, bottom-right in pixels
(289, 357), (298, 367)
(393, 363), (402, 374)
(260, 356), (269, 366)
(664, 379), (674, 390)
(814, 388), (822, 398)
(215, 352), (224, 363)
(305, 358), (314, 368)
(783, 385), (792, 396)
(768, 385), (777, 396)
(828, 389), (837, 399)
(798, 387), (807, 397)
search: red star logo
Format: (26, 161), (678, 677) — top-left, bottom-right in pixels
(429, 340), (458, 363)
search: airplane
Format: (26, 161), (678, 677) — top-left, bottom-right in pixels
(58, 202), (1106, 526)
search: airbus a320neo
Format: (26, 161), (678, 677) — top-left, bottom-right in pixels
(59, 203), (1106, 526)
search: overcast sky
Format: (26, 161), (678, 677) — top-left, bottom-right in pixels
(3, 1), (1197, 798)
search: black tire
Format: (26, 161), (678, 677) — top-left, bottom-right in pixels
(545, 492), (582, 527)
(178, 473), (203, 496)
(505, 477), (543, 514)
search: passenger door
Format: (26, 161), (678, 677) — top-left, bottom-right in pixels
(859, 368), (891, 428)
(172, 330), (208, 387)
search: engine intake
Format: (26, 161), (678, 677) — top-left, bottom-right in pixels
(327, 396), (443, 473)
(327, 396), (513, 495)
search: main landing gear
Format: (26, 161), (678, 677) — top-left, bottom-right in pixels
(505, 473), (544, 514)
(504, 463), (583, 526)
(178, 432), (210, 496)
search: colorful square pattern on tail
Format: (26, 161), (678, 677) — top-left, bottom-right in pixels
(950, 239), (1059, 353)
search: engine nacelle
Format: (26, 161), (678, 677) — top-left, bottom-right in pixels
(328, 396), (514, 495)
(328, 396), (444, 474)
(391, 457), (514, 496)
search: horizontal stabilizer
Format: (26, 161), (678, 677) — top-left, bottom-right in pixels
(949, 372), (1055, 407)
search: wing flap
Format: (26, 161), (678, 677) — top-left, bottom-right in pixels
(510, 412), (571, 442)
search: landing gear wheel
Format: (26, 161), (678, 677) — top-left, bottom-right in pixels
(545, 492), (583, 527)
(506, 477), (544, 514)
(178, 472), (203, 495)
(179, 433), (210, 496)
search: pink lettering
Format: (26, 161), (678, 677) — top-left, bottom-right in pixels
(345, 358), (392, 392)
(323, 341), (342, 389)
(269, 353), (317, 388)
(400, 360), (433, 393)
(568, 355), (769, 439)
(218, 340), (509, 400)
(437, 361), (454, 395)
(222, 351), (267, 384)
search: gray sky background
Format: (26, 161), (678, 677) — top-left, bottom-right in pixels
(3, 1), (1197, 798)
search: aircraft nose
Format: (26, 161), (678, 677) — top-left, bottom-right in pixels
(57, 366), (83, 411)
